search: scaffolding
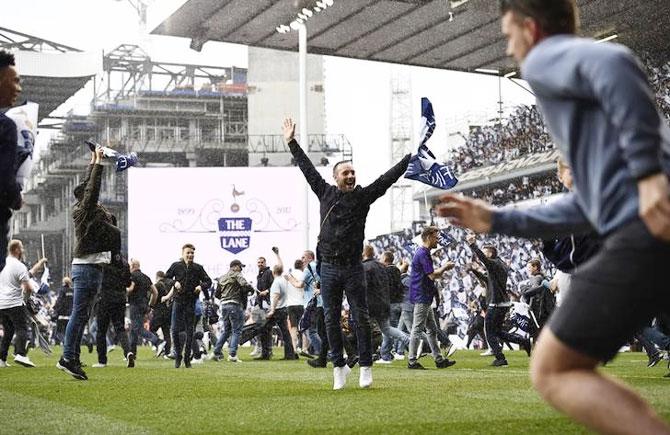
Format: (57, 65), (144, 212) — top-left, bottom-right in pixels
(389, 66), (414, 232)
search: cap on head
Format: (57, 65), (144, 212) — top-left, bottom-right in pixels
(230, 259), (245, 269)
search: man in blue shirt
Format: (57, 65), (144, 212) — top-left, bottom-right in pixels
(286, 250), (326, 367)
(438, 1), (670, 433)
(407, 226), (456, 370)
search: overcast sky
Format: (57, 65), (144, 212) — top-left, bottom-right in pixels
(1, 0), (535, 238)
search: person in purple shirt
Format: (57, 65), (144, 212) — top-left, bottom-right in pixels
(407, 226), (456, 370)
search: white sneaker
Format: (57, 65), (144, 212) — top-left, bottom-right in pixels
(249, 347), (261, 358)
(0, 359), (10, 368)
(228, 355), (242, 363)
(375, 358), (392, 364)
(333, 364), (351, 390)
(92, 363), (107, 368)
(156, 341), (167, 357)
(393, 353), (405, 361)
(14, 354), (35, 368)
(480, 349), (493, 356)
(191, 357), (204, 365)
(359, 366), (373, 388)
(446, 344), (457, 358)
(107, 345), (116, 353)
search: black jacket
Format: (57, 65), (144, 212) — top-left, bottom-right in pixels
(99, 255), (131, 306)
(128, 269), (153, 308)
(153, 277), (174, 317)
(165, 260), (212, 305)
(363, 258), (390, 319)
(53, 285), (74, 318)
(256, 266), (273, 308)
(385, 264), (405, 304)
(288, 139), (410, 264)
(469, 243), (509, 305)
(0, 113), (21, 209)
(72, 164), (121, 258)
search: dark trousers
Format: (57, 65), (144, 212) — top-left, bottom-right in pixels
(0, 207), (11, 272)
(150, 310), (171, 354)
(320, 262), (372, 367)
(0, 305), (29, 360)
(485, 306), (527, 360)
(129, 304), (159, 355)
(171, 302), (195, 361)
(467, 314), (487, 349)
(96, 302), (129, 364)
(314, 307), (329, 361)
(261, 307), (295, 358)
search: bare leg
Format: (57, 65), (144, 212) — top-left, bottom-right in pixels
(530, 329), (669, 435)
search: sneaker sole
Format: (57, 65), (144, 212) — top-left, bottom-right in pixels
(56, 362), (87, 380)
(14, 360), (35, 368)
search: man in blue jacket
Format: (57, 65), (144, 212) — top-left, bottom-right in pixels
(0, 50), (23, 272)
(438, 1), (670, 433)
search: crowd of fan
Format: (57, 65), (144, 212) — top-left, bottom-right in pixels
(464, 174), (563, 206)
(369, 222), (555, 335)
(449, 105), (554, 174)
(449, 57), (670, 175)
(644, 54), (670, 120)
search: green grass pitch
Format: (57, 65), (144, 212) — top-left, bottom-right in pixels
(0, 347), (668, 434)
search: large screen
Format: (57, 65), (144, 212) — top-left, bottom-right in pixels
(128, 167), (329, 285)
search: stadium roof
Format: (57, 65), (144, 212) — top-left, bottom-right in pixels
(0, 27), (99, 124)
(152, 0), (670, 74)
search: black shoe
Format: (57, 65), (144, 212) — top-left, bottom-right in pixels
(282, 354), (299, 360)
(127, 352), (135, 368)
(175, 356), (182, 368)
(522, 339), (532, 357)
(57, 357), (88, 380)
(87, 342), (94, 353)
(307, 358), (327, 368)
(299, 350), (315, 359)
(346, 356), (359, 369)
(491, 358), (508, 367)
(647, 353), (662, 368)
(407, 361), (426, 370)
(436, 359), (456, 369)
(253, 354), (271, 361)
(184, 358), (192, 368)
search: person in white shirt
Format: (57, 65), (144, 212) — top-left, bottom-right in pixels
(0, 239), (46, 368)
(259, 264), (297, 360)
(285, 259), (307, 357)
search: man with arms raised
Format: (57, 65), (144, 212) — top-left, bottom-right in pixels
(283, 117), (410, 389)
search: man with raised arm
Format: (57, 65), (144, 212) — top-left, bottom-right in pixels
(283, 117), (410, 390)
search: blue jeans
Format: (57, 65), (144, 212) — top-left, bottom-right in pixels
(376, 315), (410, 361)
(63, 264), (103, 361)
(320, 261), (372, 367)
(213, 303), (245, 357)
(307, 321), (321, 354)
(642, 326), (670, 350)
(380, 302), (403, 358)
